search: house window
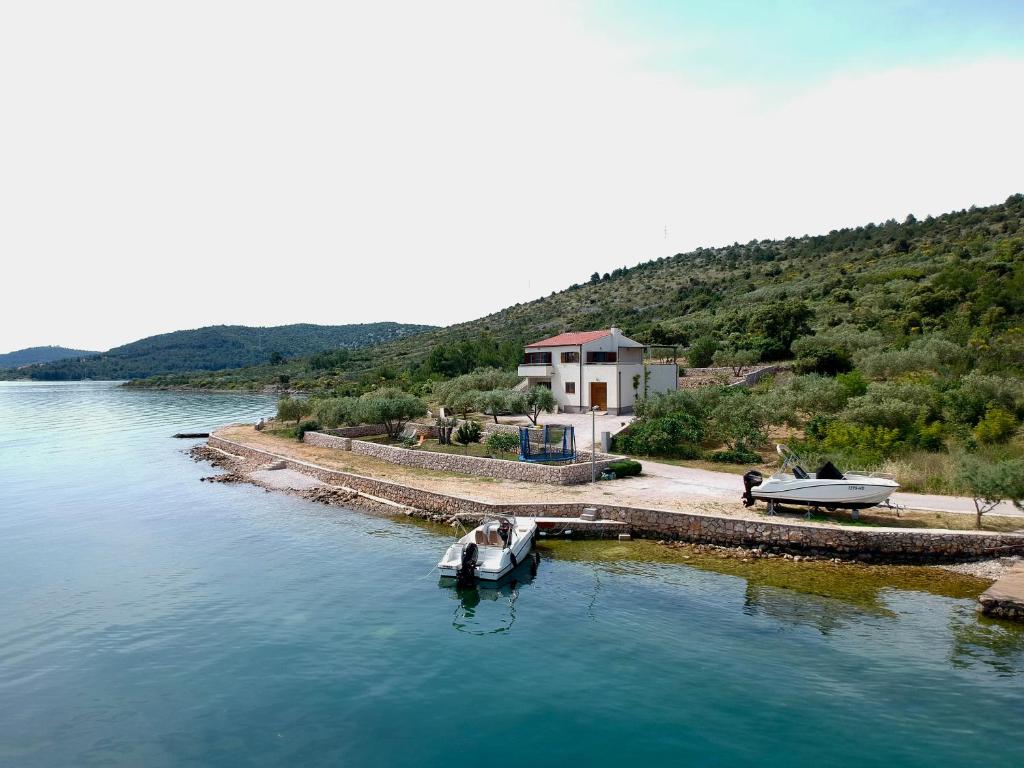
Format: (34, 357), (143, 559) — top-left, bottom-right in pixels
(586, 351), (617, 363)
(560, 351), (580, 363)
(565, 382), (576, 394)
(521, 351), (552, 365)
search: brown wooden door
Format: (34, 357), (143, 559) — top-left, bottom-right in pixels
(590, 382), (607, 410)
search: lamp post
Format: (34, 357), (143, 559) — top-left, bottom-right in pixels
(591, 405), (598, 483)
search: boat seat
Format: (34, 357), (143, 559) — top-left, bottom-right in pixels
(793, 465), (810, 480)
(474, 530), (504, 547)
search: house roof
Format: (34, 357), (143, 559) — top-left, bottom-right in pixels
(527, 330), (612, 347)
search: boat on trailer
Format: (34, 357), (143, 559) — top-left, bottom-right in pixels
(438, 515), (538, 584)
(742, 444), (900, 514)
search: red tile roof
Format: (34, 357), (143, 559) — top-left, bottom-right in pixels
(527, 330), (610, 347)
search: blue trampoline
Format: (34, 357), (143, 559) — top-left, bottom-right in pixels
(518, 424), (577, 464)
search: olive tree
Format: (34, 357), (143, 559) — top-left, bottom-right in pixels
(524, 385), (556, 425)
(954, 454), (1024, 529)
(311, 397), (360, 428)
(477, 389), (514, 423)
(277, 396), (311, 425)
(712, 347), (759, 377)
(357, 388), (427, 438)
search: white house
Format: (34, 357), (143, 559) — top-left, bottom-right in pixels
(517, 327), (678, 415)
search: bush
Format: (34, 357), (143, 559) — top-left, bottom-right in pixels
(613, 415), (703, 458)
(791, 336), (853, 375)
(707, 448), (761, 464)
(454, 420), (483, 446)
(974, 407), (1018, 444)
(485, 430), (520, 454)
(297, 420), (320, 441)
(607, 459), (642, 478)
(687, 336), (718, 367)
(818, 421), (902, 466)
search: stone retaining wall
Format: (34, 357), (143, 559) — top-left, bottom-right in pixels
(343, 434), (619, 485)
(323, 424), (387, 438)
(209, 435), (1024, 562)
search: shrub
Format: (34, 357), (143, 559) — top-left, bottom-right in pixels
(708, 390), (772, 452)
(454, 420), (483, 446)
(613, 415), (703, 458)
(485, 430), (520, 454)
(819, 422), (902, 466)
(791, 336), (853, 375)
(707, 448), (761, 464)
(687, 336), (718, 367)
(607, 459), (642, 478)
(973, 407), (1018, 444)
(297, 420), (320, 441)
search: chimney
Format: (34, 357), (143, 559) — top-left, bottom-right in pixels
(610, 327), (621, 336)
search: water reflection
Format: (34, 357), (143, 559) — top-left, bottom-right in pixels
(441, 558), (539, 635)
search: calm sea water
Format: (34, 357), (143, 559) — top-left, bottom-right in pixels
(1, 381), (1022, 767)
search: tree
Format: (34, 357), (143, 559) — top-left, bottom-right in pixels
(447, 389), (482, 420)
(954, 454), (1024, 529)
(357, 388), (427, 438)
(435, 416), (458, 445)
(524, 385), (556, 425)
(311, 396), (360, 428)
(709, 391), (772, 452)
(477, 389), (513, 423)
(277, 396), (311, 424)
(712, 347), (759, 377)
(747, 300), (813, 358)
(687, 336), (718, 368)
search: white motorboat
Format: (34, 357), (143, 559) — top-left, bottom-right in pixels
(742, 445), (899, 513)
(438, 515), (537, 583)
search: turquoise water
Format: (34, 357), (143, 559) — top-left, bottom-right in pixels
(1, 381), (1022, 767)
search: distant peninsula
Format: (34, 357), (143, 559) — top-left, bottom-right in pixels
(0, 323), (435, 381)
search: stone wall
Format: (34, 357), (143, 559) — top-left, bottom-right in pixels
(322, 424), (386, 438)
(208, 434), (1024, 562)
(345, 435), (619, 485)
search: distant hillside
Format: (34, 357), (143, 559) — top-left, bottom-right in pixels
(1, 323), (436, 381)
(133, 194), (1024, 393)
(0, 346), (101, 369)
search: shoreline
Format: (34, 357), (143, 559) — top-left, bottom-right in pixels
(188, 444), (1022, 597)
(194, 426), (1024, 573)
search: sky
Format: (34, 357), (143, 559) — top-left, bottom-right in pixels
(1, 1), (1023, 352)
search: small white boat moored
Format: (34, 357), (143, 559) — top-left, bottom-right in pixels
(438, 515), (537, 583)
(742, 445), (900, 513)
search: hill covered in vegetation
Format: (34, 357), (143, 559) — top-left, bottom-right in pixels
(1, 323), (435, 381)
(0, 346), (100, 369)
(139, 194), (1024, 392)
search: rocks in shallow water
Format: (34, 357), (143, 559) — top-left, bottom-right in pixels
(200, 472), (243, 483)
(302, 487), (360, 505)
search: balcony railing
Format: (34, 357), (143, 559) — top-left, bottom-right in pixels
(521, 352), (552, 365)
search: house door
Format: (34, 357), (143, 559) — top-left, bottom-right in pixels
(590, 382), (607, 411)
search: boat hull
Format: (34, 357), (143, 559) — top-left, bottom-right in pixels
(438, 519), (537, 581)
(751, 475), (898, 509)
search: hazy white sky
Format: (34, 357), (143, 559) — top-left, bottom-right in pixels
(2, 1), (1022, 352)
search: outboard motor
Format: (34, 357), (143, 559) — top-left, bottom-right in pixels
(742, 470), (763, 507)
(456, 542), (478, 586)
